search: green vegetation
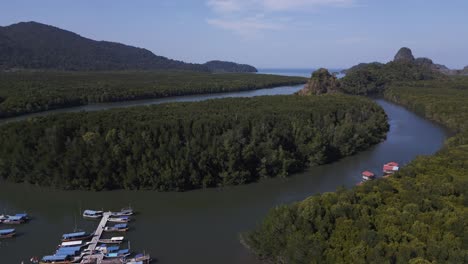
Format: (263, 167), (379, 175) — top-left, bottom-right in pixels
(340, 61), (443, 95)
(0, 21), (257, 72)
(0, 95), (388, 191)
(244, 76), (468, 263)
(0, 71), (306, 118)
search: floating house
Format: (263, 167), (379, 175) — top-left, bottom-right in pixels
(383, 162), (399, 175)
(361, 171), (376, 181)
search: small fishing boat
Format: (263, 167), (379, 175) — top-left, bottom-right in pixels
(55, 246), (82, 255)
(39, 255), (73, 264)
(83, 210), (103, 219)
(104, 223), (129, 233)
(0, 228), (16, 239)
(104, 249), (131, 259)
(125, 253), (152, 264)
(108, 216), (130, 223)
(59, 240), (90, 248)
(98, 236), (124, 244)
(95, 244), (120, 254)
(1, 215), (24, 224)
(61, 231), (94, 242)
(111, 207), (133, 217)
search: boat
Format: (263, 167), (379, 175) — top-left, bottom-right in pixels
(1, 215), (24, 224)
(83, 210), (103, 219)
(98, 236), (124, 244)
(61, 231), (94, 242)
(111, 207), (133, 217)
(39, 255), (73, 264)
(95, 244), (120, 254)
(125, 253), (152, 264)
(0, 228), (16, 238)
(104, 223), (129, 232)
(59, 240), (90, 248)
(108, 216), (130, 223)
(104, 249), (131, 259)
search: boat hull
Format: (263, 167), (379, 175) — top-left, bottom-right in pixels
(0, 233), (15, 239)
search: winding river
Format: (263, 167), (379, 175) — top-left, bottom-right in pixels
(0, 82), (449, 263)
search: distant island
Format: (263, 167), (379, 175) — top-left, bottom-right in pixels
(0, 21), (258, 73)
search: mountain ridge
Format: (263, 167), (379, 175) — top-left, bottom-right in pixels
(0, 21), (257, 73)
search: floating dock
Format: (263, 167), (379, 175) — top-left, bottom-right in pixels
(81, 212), (110, 264)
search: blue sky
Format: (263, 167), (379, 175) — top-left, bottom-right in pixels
(1, 0), (467, 68)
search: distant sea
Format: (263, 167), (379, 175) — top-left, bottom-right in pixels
(258, 68), (345, 78)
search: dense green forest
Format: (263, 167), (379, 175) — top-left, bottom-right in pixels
(244, 76), (468, 263)
(0, 71), (305, 118)
(340, 61), (443, 95)
(0, 21), (258, 72)
(0, 95), (388, 191)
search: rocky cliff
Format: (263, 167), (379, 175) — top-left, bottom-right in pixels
(297, 68), (340, 95)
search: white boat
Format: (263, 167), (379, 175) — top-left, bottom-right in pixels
(108, 216), (130, 223)
(83, 210), (103, 219)
(104, 223), (129, 232)
(110, 207), (133, 217)
(98, 236), (124, 244)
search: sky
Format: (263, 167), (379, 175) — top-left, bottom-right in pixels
(1, 0), (467, 68)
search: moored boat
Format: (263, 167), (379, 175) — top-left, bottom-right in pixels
(125, 253), (152, 264)
(0, 228), (16, 239)
(98, 236), (124, 244)
(39, 255), (73, 264)
(104, 223), (129, 232)
(1, 213), (29, 224)
(104, 249), (131, 259)
(108, 216), (130, 223)
(61, 231), (94, 242)
(96, 244), (120, 254)
(59, 240), (90, 248)
(111, 207), (133, 217)
(83, 210), (103, 219)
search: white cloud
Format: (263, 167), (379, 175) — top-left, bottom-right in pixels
(206, 0), (355, 35)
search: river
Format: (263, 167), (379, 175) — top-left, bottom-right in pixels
(0, 78), (449, 263)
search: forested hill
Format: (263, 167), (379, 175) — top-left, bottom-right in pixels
(340, 47), (445, 95)
(0, 21), (257, 72)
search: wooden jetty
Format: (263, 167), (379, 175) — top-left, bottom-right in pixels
(81, 212), (111, 264)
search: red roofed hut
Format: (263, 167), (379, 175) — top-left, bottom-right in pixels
(361, 171), (375, 181)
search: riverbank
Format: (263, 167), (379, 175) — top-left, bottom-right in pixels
(0, 71), (306, 118)
(244, 77), (468, 263)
